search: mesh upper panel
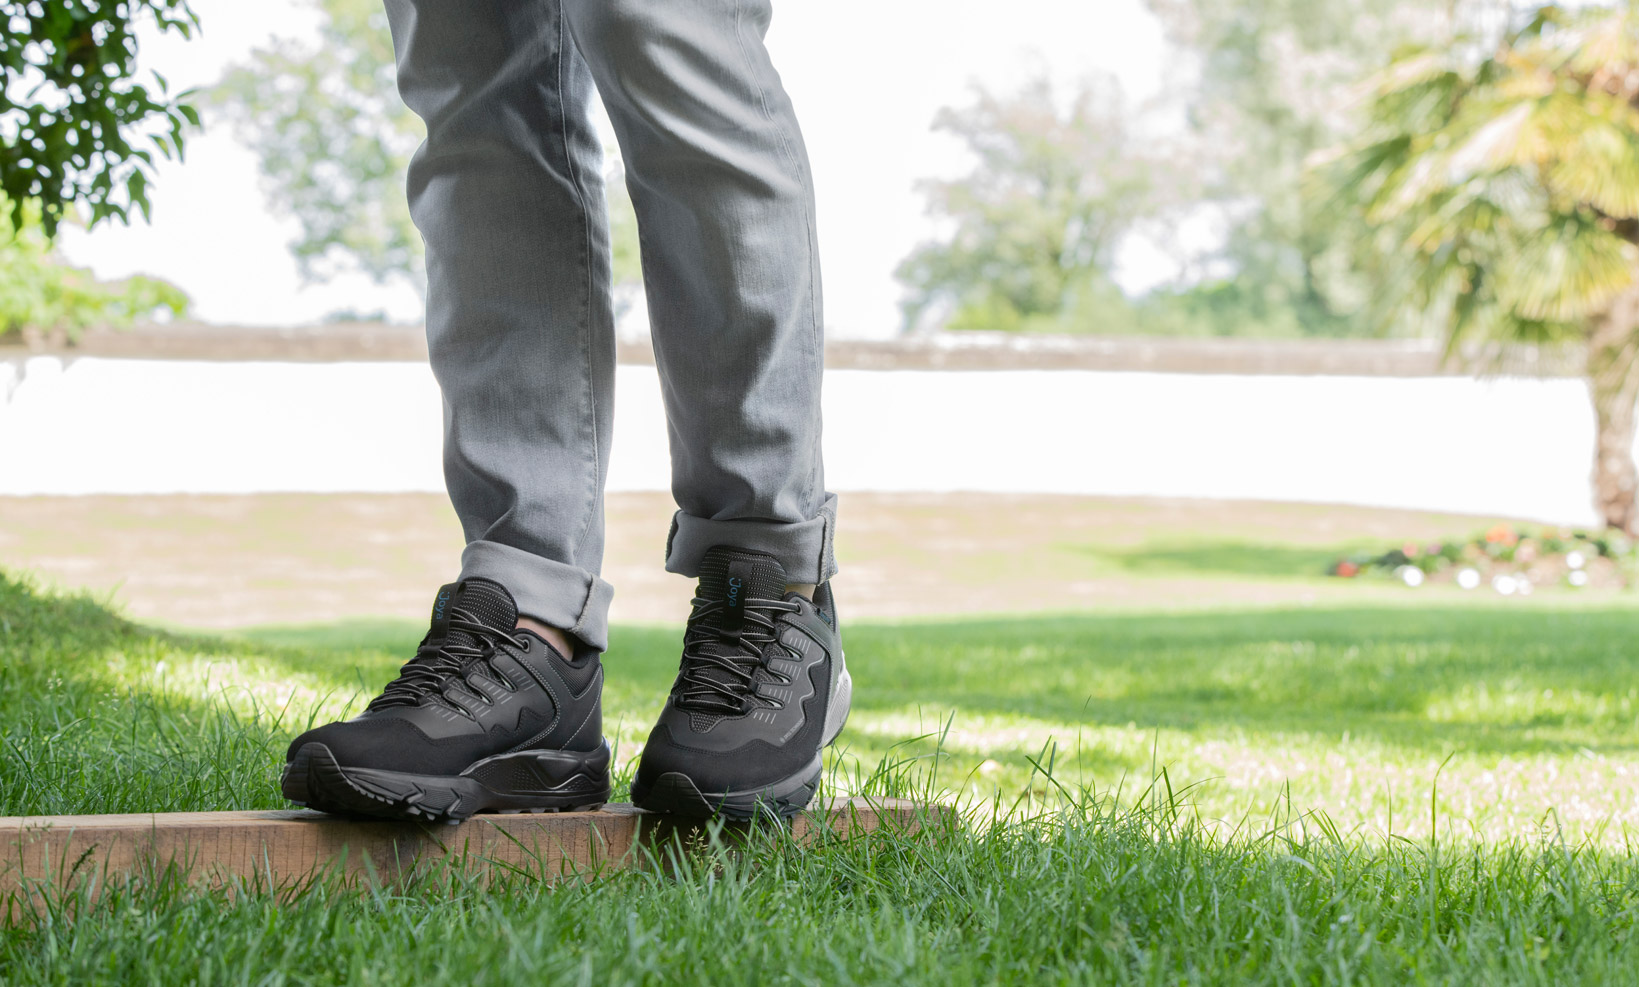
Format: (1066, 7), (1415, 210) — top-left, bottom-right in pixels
(443, 578), (518, 654)
(690, 711), (726, 732)
(456, 578), (517, 629)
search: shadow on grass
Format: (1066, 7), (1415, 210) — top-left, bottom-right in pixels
(11, 559), (1639, 820)
(1077, 539), (1351, 579)
(0, 575), (299, 816)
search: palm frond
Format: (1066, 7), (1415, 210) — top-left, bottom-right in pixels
(1311, 3), (1639, 350)
(1546, 112), (1639, 218)
(1505, 216), (1635, 321)
(1556, 7), (1639, 80)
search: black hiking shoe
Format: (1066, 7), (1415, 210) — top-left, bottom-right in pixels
(280, 578), (610, 823)
(631, 546), (851, 820)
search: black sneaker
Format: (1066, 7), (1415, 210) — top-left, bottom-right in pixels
(280, 577), (610, 823)
(630, 546), (851, 820)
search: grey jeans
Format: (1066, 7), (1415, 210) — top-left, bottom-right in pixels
(382, 0), (835, 651)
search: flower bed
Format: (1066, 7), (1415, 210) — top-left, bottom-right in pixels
(1330, 524), (1634, 593)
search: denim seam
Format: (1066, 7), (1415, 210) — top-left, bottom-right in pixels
(558, 10), (604, 568)
(819, 497), (834, 580)
(732, 2), (825, 517)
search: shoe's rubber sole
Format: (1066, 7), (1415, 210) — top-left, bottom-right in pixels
(281, 740), (612, 824)
(633, 756), (823, 822)
(631, 661), (853, 822)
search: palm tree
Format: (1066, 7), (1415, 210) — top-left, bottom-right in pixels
(1322, 3), (1639, 532)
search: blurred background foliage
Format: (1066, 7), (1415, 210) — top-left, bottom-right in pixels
(201, 0), (1502, 342)
(888, 0), (1639, 530)
(211, 0), (422, 293)
(1322, 3), (1639, 531)
(0, 0), (198, 341)
(10, 0), (1628, 350)
(0, 195), (187, 344)
(895, 0), (1525, 339)
(211, 0), (643, 300)
(894, 76), (1174, 335)
(0, 0), (201, 236)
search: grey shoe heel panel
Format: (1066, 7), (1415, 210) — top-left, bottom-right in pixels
(823, 658), (851, 747)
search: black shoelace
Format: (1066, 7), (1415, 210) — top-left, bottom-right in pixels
(367, 607), (524, 712)
(674, 594), (800, 714)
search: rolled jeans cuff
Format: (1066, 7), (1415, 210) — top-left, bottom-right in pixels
(664, 492), (839, 583)
(459, 540), (616, 652)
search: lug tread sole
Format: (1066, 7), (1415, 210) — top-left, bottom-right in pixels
(281, 742), (610, 825)
(631, 766), (822, 822)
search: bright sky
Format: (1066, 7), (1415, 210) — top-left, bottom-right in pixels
(58, 0), (1177, 339)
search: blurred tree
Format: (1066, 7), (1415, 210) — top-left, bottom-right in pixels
(0, 195), (188, 344)
(213, 0), (422, 292)
(1145, 0), (1496, 336)
(1324, 3), (1639, 532)
(896, 76), (1169, 333)
(213, 0), (642, 300)
(1, 0), (200, 236)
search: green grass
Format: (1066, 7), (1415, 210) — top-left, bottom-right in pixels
(1089, 539), (1353, 578)
(224, 600), (1639, 845)
(5, 570), (1639, 983)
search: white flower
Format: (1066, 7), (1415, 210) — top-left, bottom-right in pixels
(1492, 575), (1517, 595)
(1566, 550), (1586, 570)
(1457, 568), (1481, 590)
(1397, 565), (1425, 587)
(1568, 570), (1589, 587)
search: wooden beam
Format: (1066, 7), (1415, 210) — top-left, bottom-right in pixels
(0, 799), (939, 908)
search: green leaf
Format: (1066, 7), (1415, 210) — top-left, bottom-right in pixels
(0, 0), (200, 238)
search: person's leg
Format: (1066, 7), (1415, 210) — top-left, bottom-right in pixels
(565, 0), (836, 588)
(279, 0), (615, 823)
(565, 0), (847, 819)
(396, 0), (618, 653)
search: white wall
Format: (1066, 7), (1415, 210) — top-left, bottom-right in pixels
(0, 356), (1611, 526)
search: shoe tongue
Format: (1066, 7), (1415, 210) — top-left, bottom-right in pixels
(681, 549), (788, 715)
(697, 547), (787, 637)
(427, 577), (517, 649)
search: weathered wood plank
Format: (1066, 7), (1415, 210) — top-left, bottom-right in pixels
(0, 799), (937, 906)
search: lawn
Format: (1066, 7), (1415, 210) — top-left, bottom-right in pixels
(4, 546), (1639, 982)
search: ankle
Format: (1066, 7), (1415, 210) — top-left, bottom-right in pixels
(784, 582), (817, 601)
(515, 615), (575, 660)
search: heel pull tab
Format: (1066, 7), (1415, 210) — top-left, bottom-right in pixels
(429, 582), (460, 639)
(722, 560), (755, 644)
